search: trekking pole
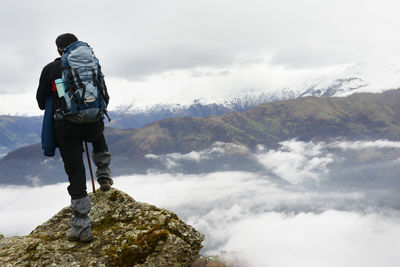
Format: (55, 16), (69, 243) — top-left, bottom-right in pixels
(84, 141), (96, 193)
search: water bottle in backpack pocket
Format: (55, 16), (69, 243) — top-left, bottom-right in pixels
(55, 78), (68, 112)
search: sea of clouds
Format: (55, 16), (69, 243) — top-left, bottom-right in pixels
(2, 139), (400, 266)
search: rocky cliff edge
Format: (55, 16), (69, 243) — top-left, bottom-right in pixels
(0, 188), (204, 266)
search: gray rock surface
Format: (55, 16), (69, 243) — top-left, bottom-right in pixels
(0, 188), (204, 266)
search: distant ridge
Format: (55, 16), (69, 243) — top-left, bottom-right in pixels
(0, 115), (42, 156)
(1, 89), (400, 185)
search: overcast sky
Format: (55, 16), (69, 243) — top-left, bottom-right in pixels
(1, 0), (400, 115)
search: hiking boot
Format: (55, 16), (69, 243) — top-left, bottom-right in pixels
(98, 177), (113, 191)
(66, 227), (93, 243)
(92, 151), (113, 191)
(69, 196), (93, 242)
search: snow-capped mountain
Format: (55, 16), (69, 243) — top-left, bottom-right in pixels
(2, 63), (400, 155)
(281, 63), (400, 98)
(108, 63), (400, 129)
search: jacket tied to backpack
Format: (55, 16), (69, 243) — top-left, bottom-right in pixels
(58, 41), (109, 124)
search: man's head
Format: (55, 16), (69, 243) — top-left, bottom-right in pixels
(55, 33), (78, 54)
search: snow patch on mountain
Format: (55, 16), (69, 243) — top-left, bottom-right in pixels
(113, 63), (400, 116)
(296, 63), (400, 96)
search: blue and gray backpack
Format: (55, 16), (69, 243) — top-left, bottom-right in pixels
(59, 41), (109, 124)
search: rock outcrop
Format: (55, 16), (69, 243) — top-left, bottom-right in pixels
(0, 188), (204, 266)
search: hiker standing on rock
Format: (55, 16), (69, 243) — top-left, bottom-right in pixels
(36, 33), (113, 242)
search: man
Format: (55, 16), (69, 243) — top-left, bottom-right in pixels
(36, 33), (113, 242)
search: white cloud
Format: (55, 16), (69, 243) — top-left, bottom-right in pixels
(1, 170), (400, 266)
(0, 183), (69, 236)
(25, 175), (42, 187)
(223, 211), (400, 267)
(147, 150), (207, 165)
(0, 92), (42, 116)
(256, 140), (334, 185)
(329, 140), (400, 150)
(252, 139), (400, 186)
(145, 142), (250, 170)
(142, 139), (400, 190)
(0, 45), (29, 90)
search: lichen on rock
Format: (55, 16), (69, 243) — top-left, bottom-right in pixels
(0, 188), (204, 266)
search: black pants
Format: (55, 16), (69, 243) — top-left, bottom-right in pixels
(55, 119), (108, 199)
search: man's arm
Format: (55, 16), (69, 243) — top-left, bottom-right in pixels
(36, 65), (51, 110)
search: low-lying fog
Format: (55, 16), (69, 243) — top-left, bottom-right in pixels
(2, 139), (400, 266)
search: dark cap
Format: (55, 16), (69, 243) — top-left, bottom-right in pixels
(55, 33), (78, 50)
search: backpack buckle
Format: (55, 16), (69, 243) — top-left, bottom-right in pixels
(76, 112), (86, 121)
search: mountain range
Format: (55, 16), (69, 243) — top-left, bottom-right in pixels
(0, 116), (42, 157)
(2, 63), (386, 156)
(1, 88), (400, 185)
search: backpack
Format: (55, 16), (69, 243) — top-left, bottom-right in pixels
(59, 41), (109, 124)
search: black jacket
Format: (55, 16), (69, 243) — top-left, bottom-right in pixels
(36, 58), (61, 110)
(36, 57), (110, 111)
